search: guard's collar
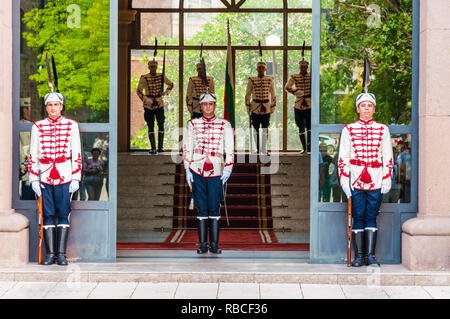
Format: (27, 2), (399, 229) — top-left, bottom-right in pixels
(358, 118), (373, 125)
(202, 115), (216, 122)
(48, 115), (62, 123)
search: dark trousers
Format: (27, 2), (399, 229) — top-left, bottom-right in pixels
(250, 113), (271, 152)
(351, 189), (382, 230)
(295, 108), (311, 151)
(192, 171), (224, 218)
(41, 182), (72, 226)
(144, 107), (165, 134)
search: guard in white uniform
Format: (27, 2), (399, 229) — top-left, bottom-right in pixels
(29, 92), (82, 265)
(183, 92), (234, 254)
(339, 92), (393, 266)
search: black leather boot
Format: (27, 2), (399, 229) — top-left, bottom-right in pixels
(209, 218), (222, 254)
(351, 230), (365, 267)
(148, 132), (156, 154)
(197, 219), (208, 254)
(365, 228), (380, 266)
(43, 227), (56, 265)
(299, 132), (306, 153)
(56, 226), (69, 266)
(157, 131), (165, 153)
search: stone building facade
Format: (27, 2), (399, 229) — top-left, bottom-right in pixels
(0, 0), (449, 270)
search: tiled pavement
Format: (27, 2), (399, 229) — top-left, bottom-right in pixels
(0, 281), (449, 299)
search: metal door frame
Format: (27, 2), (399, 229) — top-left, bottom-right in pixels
(309, 0), (420, 263)
(12, 0), (118, 262)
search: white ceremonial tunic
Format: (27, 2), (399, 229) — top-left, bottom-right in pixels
(338, 119), (393, 191)
(29, 115), (82, 186)
(183, 115), (234, 177)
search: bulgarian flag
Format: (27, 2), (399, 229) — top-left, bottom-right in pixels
(224, 19), (235, 128)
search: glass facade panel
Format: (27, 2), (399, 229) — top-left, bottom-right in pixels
(140, 13), (179, 46)
(318, 133), (341, 202)
(130, 49), (179, 151)
(241, 0), (283, 8)
(184, 12), (283, 46)
(19, 131), (33, 200)
(318, 132), (411, 203)
(287, 49), (312, 151)
(132, 0), (178, 9)
(288, 13), (312, 46)
(320, 0), (412, 125)
(76, 132), (110, 201)
(288, 0), (312, 8)
(20, 0), (110, 123)
(184, 0), (226, 8)
(388, 133), (412, 203)
(19, 131), (109, 202)
(235, 50), (283, 151)
(182, 50), (226, 124)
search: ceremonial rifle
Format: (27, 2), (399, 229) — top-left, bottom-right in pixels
(222, 183), (230, 227)
(189, 185), (194, 210)
(347, 197), (352, 267)
(37, 196), (44, 264)
(51, 55), (67, 106)
(51, 55), (59, 93)
(45, 53), (54, 93)
(199, 43), (209, 90)
(161, 41), (166, 95)
(362, 57), (370, 93)
(301, 40), (306, 60)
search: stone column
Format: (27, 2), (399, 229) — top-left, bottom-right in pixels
(401, 0), (450, 270)
(0, 0), (30, 267)
(118, 0), (137, 152)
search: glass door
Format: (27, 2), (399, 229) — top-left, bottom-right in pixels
(13, 0), (118, 262)
(309, 0), (419, 264)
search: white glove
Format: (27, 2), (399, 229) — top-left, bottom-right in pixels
(342, 184), (352, 199)
(185, 169), (193, 188)
(221, 170), (231, 184)
(69, 180), (80, 193)
(32, 181), (44, 197)
(381, 185), (391, 194)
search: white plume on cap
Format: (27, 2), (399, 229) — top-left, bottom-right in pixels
(44, 92), (64, 105)
(355, 92), (376, 107)
(199, 92), (216, 104)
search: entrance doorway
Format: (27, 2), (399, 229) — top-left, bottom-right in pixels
(116, 0), (313, 257)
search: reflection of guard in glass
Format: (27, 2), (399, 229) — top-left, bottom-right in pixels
(19, 145), (34, 200)
(183, 92), (234, 254)
(285, 41), (311, 153)
(136, 40), (174, 154)
(29, 92), (82, 266)
(245, 53), (276, 154)
(338, 60), (393, 267)
(84, 148), (105, 201)
(186, 49), (215, 119)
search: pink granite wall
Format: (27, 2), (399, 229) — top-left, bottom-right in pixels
(402, 0), (450, 270)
